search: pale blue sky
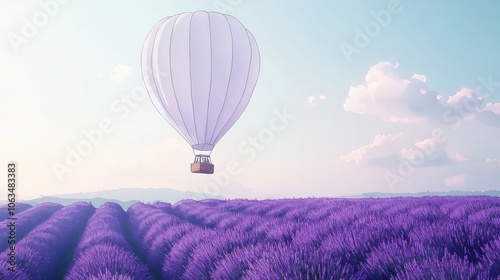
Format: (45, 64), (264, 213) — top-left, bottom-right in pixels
(1, 0), (499, 199)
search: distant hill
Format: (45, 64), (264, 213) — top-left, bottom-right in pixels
(23, 197), (140, 210)
(51, 187), (224, 202)
(16, 189), (498, 209)
(15, 187), (224, 209)
(359, 190), (500, 198)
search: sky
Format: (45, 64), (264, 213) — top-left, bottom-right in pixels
(1, 0), (499, 200)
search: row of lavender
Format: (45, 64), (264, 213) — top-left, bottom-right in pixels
(0, 202), (94, 279)
(1, 197), (499, 279)
(170, 197), (500, 279)
(65, 202), (153, 279)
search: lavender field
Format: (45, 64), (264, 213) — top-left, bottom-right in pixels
(1, 197), (500, 279)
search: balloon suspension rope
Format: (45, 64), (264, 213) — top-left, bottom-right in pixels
(192, 149), (212, 156)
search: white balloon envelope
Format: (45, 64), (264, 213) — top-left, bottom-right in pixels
(141, 11), (260, 174)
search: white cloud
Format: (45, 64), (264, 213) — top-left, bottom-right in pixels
(412, 74), (427, 82)
(339, 133), (402, 164)
(482, 102), (500, 115)
(110, 64), (133, 84)
(446, 88), (479, 105)
(344, 62), (500, 130)
(400, 138), (438, 160)
(399, 137), (448, 165)
(486, 158), (499, 163)
(339, 132), (451, 168)
(343, 62), (442, 124)
(414, 138), (437, 150)
(455, 153), (470, 162)
(308, 95), (326, 105)
(445, 174), (466, 187)
(444, 89), (500, 128)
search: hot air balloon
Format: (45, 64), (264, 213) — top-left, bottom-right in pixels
(141, 11), (260, 174)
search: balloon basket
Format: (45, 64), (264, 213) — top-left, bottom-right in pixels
(191, 155), (214, 174)
(191, 162), (214, 174)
